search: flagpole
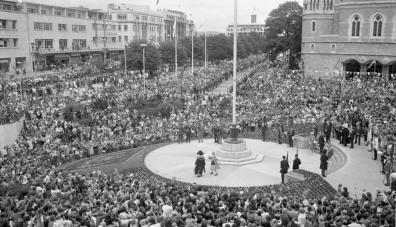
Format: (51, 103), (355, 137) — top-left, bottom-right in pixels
(175, 35), (178, 77)
(192, 29), (194, 76)
(124, 45), (127, 76)
(232, 0), (238, 125)
(205, 30), (207, 68)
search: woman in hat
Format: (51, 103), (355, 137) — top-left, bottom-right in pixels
(194, 150), (205, 177)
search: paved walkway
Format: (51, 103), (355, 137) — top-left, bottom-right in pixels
(209, 71), (246, 95)
(326, 141), (387, 196)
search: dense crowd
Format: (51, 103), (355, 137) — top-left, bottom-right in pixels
(0, 54), (396, 226)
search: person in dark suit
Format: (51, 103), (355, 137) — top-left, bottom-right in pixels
(280, 156), (289, 183)
(325, 120), (332, 143)
(292, 154), (301, 170)
(318, 132), (325, 153)
(320, 152), (329, 177)
(355, 123), (362, 145)
(261, 122), (268, 141)
(350, 126), (356, 149)
(288, 128), (295, 148)
(342, 126), (349, 146)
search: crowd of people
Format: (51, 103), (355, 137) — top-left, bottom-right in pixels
(0, 53), (395, 226)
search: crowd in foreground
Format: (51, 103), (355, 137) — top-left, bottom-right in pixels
(0, 54), (395, 226)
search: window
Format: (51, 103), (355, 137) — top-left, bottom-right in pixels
(111, 37), (116, 43)
(118, 25), (121, 31)
(135, 16), (140, 21)
(13, 38), (17, 47)
(34, 22), (52, 31)
(59, 39), (67, 50)
(41, 9), (47, 15)
(142, 16), (147, 21)
(72, 25), (86, 32)
(12, 20), (16, 29)
(72, 39), (86, 50)
(2, 4), (11, 11)
(124, 25), (128, 31)
(119, 36), (122, 42)
(310, 43), (315, 51)
(312, 21), (316, 32)
(124, 36), (128, 42)
(35, 39), (53, 49)
(111, 25), (116, 30)
(44, 39), (53, 49)
(0, 38), (8, 47)
(28, 8), (38, 14)
(67, 10), (75, 17)
(117, 14), (127, 20)
(55, 10), (62, 16)
(58, 24), (67, 32)
(351, 15), (360, 37)
(373, 14), (383, 37)
(0, 20), (6, 29)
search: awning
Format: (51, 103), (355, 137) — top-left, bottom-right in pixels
(55, 54), (70, 59)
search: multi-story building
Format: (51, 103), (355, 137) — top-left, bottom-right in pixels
(0, 1), (194, 74)
(225, 24), (267, 36)
(301, 0), (396, 79)
(23, 2), (124, 71)
(0, 0), (30, 73)
(160, 9), (193, 41)
(108, 3), (164, 44)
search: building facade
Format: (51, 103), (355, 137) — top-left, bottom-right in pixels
(0, 0), (30, 74)
(225, 24), (267, 36)
(160, 9), (193, 41)
(301, 0), (396, 79)
(108, 3), (164, 44)
(0, 0), (194, 74)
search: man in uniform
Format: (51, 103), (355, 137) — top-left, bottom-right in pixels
(280, 155), (289, 183)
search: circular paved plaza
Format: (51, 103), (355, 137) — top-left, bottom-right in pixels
(144, 139), (342, 187)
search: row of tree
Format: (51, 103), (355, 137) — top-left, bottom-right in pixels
(122, 32), (267, 75)
(121, 1), (302, 72)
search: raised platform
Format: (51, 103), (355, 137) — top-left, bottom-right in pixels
(216, 138), (264, 165)
(144, 139), (335, 187)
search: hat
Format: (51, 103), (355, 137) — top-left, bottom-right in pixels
(197, 150), (204, 155)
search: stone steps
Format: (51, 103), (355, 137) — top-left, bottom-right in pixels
(217, 153), (264, 166)
(313, 142), (347, 175)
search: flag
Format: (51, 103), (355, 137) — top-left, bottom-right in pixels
(156, 0), (159, 5)
(367, 59), (376, 69)
(173, 20), (177, 38)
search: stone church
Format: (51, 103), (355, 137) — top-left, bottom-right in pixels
(301, 0), (396, 79)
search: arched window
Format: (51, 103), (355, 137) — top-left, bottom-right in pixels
(351, 15), (360, 37)
(373, 14), (383, 37)
(312, 21), (316, 32)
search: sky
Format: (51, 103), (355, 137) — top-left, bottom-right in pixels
(26, 0), (304, 32)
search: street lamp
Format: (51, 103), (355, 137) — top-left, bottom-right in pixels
(139, 43), (148, 94)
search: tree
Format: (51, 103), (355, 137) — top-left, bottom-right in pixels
(265, 1), (302, 69)
(121, 41), (161, 76)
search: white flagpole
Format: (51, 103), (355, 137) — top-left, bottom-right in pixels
(175, 34), (178, 77)
(124, 45), (127, 76)
(205, 30), (207, 68)
(192, 29), (194, 76)
(232, 0), (238, 125)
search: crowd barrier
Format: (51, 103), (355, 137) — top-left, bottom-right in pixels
(0, 117), (25, 151)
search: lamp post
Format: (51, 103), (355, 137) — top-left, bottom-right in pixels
(139, 43), (147, 94)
